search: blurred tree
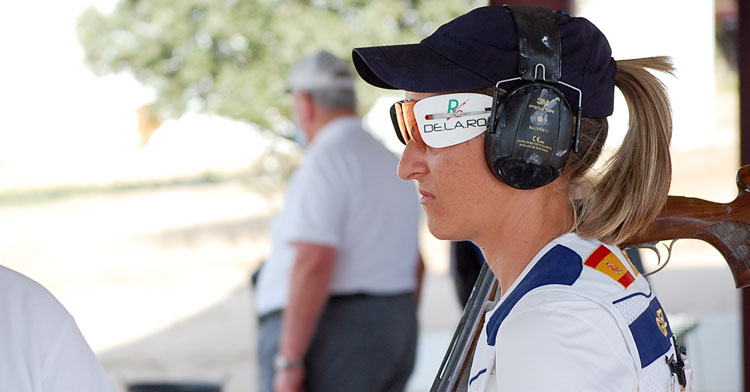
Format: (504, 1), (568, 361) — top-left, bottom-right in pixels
(77, 0), (486, 134)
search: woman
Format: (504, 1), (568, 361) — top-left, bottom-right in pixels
(352, 5), (690, 392)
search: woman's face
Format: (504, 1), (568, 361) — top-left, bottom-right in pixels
(397, 91), (517, 242)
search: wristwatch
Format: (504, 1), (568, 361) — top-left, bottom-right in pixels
(274, 352), (304, 371)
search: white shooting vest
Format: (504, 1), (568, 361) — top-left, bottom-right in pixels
(468, 234), (692, 392)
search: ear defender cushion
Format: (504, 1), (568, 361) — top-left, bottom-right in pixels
(484, 83), (574, 189)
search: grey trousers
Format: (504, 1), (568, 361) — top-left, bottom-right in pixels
(257, 293), (418, 392)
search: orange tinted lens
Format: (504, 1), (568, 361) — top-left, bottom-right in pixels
(394, 102), (411, 144)
(392, 100), (423, 146)
(400, 101), (419, 143)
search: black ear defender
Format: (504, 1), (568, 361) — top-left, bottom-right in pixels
(485, 6), (583, 190)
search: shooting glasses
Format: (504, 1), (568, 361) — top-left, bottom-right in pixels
(390, 93), (493, 149)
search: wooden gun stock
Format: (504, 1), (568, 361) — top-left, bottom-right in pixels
(622, 165), (750, 288)
(431, 165), (750, 391)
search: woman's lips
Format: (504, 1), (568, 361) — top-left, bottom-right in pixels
(419, 189), (435, 204)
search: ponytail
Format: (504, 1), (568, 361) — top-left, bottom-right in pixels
(569, 56), (674, 244)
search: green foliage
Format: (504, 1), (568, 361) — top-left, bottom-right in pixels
(76, 0), (486, 132)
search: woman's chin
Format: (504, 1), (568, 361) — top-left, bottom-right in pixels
(426, 217), (461, 241)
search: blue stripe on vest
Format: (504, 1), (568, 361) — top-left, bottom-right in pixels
(612, 288), (653, 304)
(629, 297), (674, 368)
(469, 368), (487, 386)
(485, 245), (582, 346)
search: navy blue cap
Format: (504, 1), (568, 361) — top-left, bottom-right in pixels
(352, 6), (616, 118)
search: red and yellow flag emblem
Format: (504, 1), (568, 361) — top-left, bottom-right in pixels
(584, 245), (635, 288)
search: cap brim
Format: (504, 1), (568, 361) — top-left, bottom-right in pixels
(352, 43), (493, 93)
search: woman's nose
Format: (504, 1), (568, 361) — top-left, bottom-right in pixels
(397, 140), (428, 181)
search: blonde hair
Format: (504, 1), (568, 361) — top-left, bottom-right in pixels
(567, 57), (674, 244)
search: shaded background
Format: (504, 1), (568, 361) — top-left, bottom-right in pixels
(0, 0), (744, 391)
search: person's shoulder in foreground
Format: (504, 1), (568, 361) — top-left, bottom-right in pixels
(0, 265), (115, 392)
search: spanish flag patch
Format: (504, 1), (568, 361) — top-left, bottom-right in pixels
(584, 245), (635, 288)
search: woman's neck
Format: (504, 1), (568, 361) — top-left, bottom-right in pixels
(475, 186), (573, 296)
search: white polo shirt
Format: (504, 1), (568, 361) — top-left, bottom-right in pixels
(0, 266), (115, 392)
(254, 116), (421, 316)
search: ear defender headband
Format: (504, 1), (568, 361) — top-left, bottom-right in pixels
(485, 6), (583, 190)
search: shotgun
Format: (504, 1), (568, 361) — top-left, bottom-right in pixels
(431, 165), (750, 392)
(621, 165), (750, 288)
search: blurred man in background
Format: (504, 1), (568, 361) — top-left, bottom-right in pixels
(253, 50), (423, 392)
(0, 265), (115, 391)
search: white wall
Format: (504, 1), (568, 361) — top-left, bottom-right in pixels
(578, 0), (719, 151)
